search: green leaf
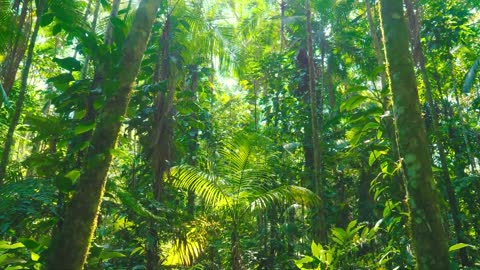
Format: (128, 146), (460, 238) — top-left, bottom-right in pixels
(340, 95), (368, 112)
(47, 73), (75, 91)
(331, 228), (348, 245)
(294, 256), (314, 269)
(53, 57), (82, 72)
(40, 12), (55, 27)
(0, 241), (25, 250)
(0, 82), (11, 109)
(461, 57), (480, 94)
(74, 122), (96, 135)
(362, 121), (379, 131)
(311, 241), (322, 259)
(346, 220), (358, 232)
(99, 251), (126, 260)
(368, 150), (387, 166)
(19, 238), (41, 250)
(448, 243), (476, 252)
(31, 251), (40, 261)
(5, 266), (25, 270)
(65, 170), (81, 181)
(54, 176), (74, 192)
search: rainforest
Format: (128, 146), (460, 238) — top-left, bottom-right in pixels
(0, 0), (479, 269)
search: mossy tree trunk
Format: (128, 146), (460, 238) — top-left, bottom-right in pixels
(404, 0), (469, 265)
(379, 1), (450, 269)
(364, 0), (406, 204)
(46, 1), (161, 269)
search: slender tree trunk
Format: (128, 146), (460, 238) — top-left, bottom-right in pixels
(76, 0), (118, 166)
(451, 66), (477, 173)
(79, 0), (101, 80)
(186, 65), (200, 216)
(105, 0), (121, 47)
(46, 1), (161, 269)
(231, 223), (241, 270)
(0, 0), (45, 183)
(305, 0), (327, 244)
(365, 0), (406, 203)
(151, 16), (175, 201)
(358, 162), (375, 223)
(379, 1), (450, 269)
(280, 0), (286, 51)
(404, 0), (469, 265)
(0, 0), (31, 106)
(146, 15), (175, 270)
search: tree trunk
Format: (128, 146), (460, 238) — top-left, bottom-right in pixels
(0, 0), (30, 102)
(76, 0), (118, 166)
(105, 0), (121, 47)
(46, 1), (161, 269)
(404, 0), (469, 265)
(305, 0), (327, 244)
(379, 1), (450, 269)
(146, 15), (175, 270)
(186, 65), (200, 216)
(280, 0), (286, 51)
(0, 0), (45, 183)
(231, 224), (241, 270)
(365, 0), (406, 204)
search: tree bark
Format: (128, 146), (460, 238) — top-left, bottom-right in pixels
(305, 0), (327, 244)
(379, 1), (450, 269)
(146, 15), (175, 270)
(0, 0), (31, 107)
(404, 0), (469, 265)
(46, 1), (161, 269)
(365, 0), (406, 204)
(0, 0), (45, 183)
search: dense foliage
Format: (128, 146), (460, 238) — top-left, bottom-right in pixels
(0, 0), (479, 269)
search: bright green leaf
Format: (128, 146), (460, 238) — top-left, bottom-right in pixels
(65, 170), (81, 181)
(0, 241), (25, 250)
(31, 251), (40, 261)
(448, 243), (476, 252)
(74, 122), (96, 135)
(99, 251), (126, 260)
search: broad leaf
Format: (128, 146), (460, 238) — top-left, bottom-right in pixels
(448, 243), (476, 252)
(461, 57), (480, 94)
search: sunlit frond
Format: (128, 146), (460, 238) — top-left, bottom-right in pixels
(250, 185), (320, 212)
(169, 165), (230, 209)
(162, 217), (214, 266)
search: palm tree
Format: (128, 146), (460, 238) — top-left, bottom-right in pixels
(169, 133), (319, 270)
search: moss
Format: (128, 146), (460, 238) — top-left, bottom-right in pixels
(379, 0), (450, 269)
(46, 1), (162, 269)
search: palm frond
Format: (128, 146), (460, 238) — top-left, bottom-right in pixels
(0, 1), (15, 54)
(169, 165), (230, 209)
(48, 0), (88, 33)
(162, 217), (214, 266)
(250, 185), (320, 212)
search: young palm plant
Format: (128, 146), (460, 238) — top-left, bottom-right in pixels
(169, 133), (319, 269)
